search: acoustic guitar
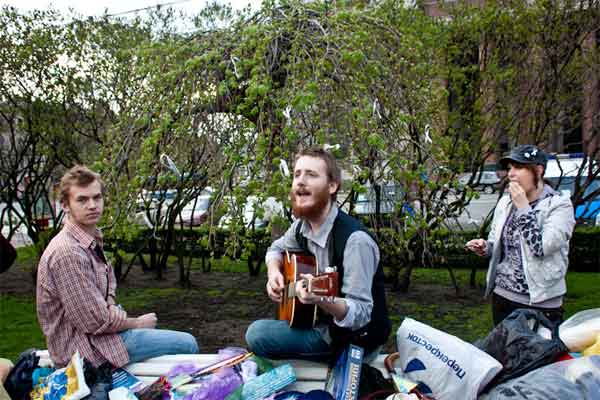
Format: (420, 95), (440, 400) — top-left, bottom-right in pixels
(278, 251), (339, 328)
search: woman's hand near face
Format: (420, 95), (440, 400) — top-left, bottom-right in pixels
(508, 181), (529, 209)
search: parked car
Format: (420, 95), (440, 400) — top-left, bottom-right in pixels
(546, 175), (600, 223)
(353, 184), (405, 215)
(175, 195), (212, 226)
(458, 171), (500, 194)
(218, 195), (284, 229)
(133, 192), (213, 228)
(545, 155), (600, 223)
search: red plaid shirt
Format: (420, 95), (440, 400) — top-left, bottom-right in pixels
(36, 219), (129, 367)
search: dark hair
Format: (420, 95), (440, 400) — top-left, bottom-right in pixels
(507, 162), (545, 187)
(59, 165), (104, 205)
(294, 147), (342, 199)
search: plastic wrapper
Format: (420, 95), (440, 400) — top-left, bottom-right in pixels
(240, 363), (296, 400)
(273, 390), (334, 399)
(108, 387), (138, 400)
(182, 367), (243, 400)
(583, 334), (600, 356)
(168, 347), (258, 400)
(476, 308), (567, 387)
(479, 355), (600, 400)
(30, 352), (90, 400)
(559, 308), (600, 352)
(32, 368), (55, 387)
(4, 348), (40, 400)
(136, 376), (170, 400)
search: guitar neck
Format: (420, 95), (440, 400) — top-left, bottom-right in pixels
(284, 273), (338, 298)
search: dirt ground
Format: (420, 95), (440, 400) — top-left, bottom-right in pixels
(1, 259), (487, 355)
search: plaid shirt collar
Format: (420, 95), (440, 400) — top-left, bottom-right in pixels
(64, 218), (103, 250)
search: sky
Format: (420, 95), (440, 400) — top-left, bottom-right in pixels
(0, 0), (260, 18)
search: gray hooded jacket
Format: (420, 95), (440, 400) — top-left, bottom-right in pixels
(485, 190), (575, 304)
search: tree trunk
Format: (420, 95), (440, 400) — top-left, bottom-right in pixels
(248, 254), (262, 276)
(446, 265), (462, 296)
(396, 264), (414, 293)
(113, 251), (123, 282)
(469, 267), (477, 289)
(177, 242), (187, 287)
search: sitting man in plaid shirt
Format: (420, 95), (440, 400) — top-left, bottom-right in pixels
(37, 165), (199, 368)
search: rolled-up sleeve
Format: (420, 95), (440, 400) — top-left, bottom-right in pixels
(51, 249), (127, 335)
(334, 231), (378, 330)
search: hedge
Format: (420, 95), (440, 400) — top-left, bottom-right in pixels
(105, 225), (600, 274)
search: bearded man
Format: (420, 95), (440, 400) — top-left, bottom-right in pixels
(245, 148), (391, 362)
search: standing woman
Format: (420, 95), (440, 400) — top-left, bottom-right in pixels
(466, 145), (575, 325)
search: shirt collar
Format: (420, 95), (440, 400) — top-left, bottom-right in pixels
(530, 184), (556, 206)
(64, 218), (103, 250)
(300, 203), (339, 249)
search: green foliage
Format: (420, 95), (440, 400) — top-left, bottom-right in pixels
(15, 245), (39, 264)
(2, 0), (598, 288)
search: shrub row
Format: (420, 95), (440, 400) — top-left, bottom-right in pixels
(105, 225), (600, 274)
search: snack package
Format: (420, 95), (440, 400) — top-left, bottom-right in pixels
(30, 352), (90, 400)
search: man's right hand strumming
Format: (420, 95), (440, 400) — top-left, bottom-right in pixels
(266, 261), (284, 303)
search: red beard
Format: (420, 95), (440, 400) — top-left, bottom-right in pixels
(290, 186), (331, 220)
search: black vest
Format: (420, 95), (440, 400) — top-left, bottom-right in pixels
(296, 210), (391, 358)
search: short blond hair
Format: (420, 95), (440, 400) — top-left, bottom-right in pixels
(59, 165), (104, 205)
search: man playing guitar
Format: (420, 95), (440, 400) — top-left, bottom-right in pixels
(245, 148), (391, 362)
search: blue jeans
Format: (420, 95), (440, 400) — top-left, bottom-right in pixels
(119, 329), (199, 363)
(245, 319), (330, 361)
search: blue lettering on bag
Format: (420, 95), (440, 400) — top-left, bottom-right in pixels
(405, 333), (466, 379)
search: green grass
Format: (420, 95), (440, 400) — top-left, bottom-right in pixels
(564, 272), (600, 315)
(117, 287), (189, 310)
(0, 296), (46, 361)
(386, 267), (599, 345)
(16, 245), (38, 263)
(1, 266), (597, 362)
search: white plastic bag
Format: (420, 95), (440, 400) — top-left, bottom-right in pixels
(395, 318), (502, 400)
(559, 308), (600, 352)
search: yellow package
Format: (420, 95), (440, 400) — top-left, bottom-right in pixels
(31, 352), (90, 400)
(583, 334), (600, 357)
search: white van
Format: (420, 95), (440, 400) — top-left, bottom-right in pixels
(544, 154), (600, 222)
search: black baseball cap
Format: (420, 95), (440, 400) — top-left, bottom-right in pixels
(499, 144), (548, 169)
